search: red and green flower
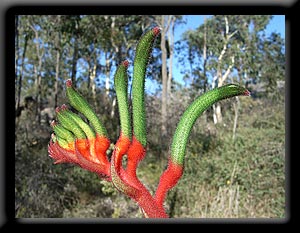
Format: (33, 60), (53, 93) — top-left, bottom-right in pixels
(48, 26), (250, 218)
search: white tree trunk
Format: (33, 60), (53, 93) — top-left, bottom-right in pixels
(89, 63), (99, 113)
(105, 52), (111, 97)
(167, 16), (175, 106)
(160, 15), (168, 138)
(212, 16), (237, 124)
(212, 75), (218, 124)
(110, 97), (116, 119)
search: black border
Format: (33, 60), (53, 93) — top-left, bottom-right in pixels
(5, 5), (292, 15)
(3, 2), (296, 228)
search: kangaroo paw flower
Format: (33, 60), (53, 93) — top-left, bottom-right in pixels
(48, 26), (250, 218)
(48, 82), (111, 179)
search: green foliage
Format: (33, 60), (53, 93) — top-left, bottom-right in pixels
(100, 180), (118, 196)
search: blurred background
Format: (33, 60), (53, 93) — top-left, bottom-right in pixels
(15, 15), (285, 218)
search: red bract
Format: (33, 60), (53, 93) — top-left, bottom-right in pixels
(49, 134), (111, 180)
(48, 138), (78, 164)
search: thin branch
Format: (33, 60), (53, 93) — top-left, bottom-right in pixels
(221, 56), (235, 84)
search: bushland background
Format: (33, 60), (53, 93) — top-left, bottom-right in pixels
(15, 15), (285, 218)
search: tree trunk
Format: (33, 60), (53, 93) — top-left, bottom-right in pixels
(16, 34), (28, 113)
(90, 62), (98, 113)
(54, 48), (60, 108)
(167, 16), (175, 108)
(105, 51), (112, 97)
(30, 21), (45, 124)
(212, 75), (218, 124)
(214, 104), (223, 124)
(202, 16), (208, 123)
(111, 97), (116, 119)
(15, 15), (19, 98)
(203, 16), (208, 93)
(35, 67), (42, 124)
(71, 39), (78, 88)
(161, 16), (168, 139)
(214, 55), (235, 124)
(213, 16), (237, 124)
(232, 96), (240, 141)
(110, 16), (122, 65)
(54, 19), (61, 108)
(71, 19), (80, 88)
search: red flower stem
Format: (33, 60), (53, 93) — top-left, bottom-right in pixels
(111, 133), (137, 193)
(134, 190), (168, 218)
(111, 134), (168, 218)
(126, 136), (146, 179)
(154, 158), (183, 208)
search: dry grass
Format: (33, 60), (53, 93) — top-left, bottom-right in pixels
(172, 183), (284, 218)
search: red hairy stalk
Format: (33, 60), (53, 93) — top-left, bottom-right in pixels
(110, 133), (168, 218)
(155, 158), (183, 208)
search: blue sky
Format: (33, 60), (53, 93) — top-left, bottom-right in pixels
(175, 15), (285, 41)
(146, 15), (285, 93)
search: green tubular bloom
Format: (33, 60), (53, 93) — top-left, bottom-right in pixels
(55, 135), (69, 149)
(132, 27), (161, 146)
(51, 120), (75, 143)
(56, 106), (86, 139)
(65, 79), (108, 137)
(114, 60), (131, 139)
(62, 107), (96, 139)
(171, 84), (250, 165)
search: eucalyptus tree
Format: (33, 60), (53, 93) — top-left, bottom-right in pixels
(180, 15), (282, 125)
(27, 15), (48, 123)
(15, 15), (34, 120)
(152, 15), (184, 141)
(72, 16), (156, 114)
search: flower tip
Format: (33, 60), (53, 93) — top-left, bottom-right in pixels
(152, 26), (161, 36)
(55, 106), (60, 113)
(51, 133), (57, 142)
(244, 89), (251, 96)
(66, 79), (72, 87)
(61, 104), (68, 110)
(122, 60), (129, 68)
(50, 120), (57, 127)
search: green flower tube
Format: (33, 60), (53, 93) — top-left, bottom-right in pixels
(132, 27), (161, 146)
(114, 60), (131, 140)
(61, 105), (96, 140)
(155, 84), (250, 207)
(56, 105), (86, 139)
(171, 84), (250, 165)
(51, 120), (75, 144)
(65, 79), (108, 137)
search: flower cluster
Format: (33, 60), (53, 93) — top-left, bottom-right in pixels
(48, 26), (250, 218)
